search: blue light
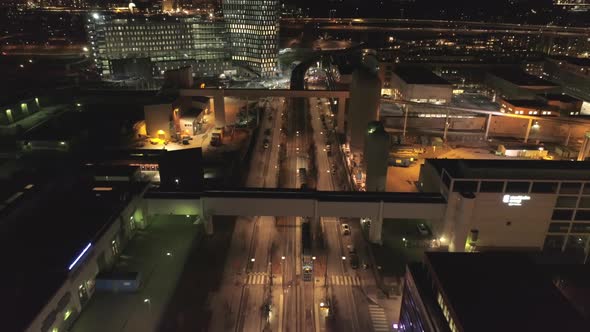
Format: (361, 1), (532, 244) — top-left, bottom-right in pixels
(68, 243), (92, 271)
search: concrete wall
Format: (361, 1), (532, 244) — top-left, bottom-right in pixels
(27, 204), (141, 332)
(469, 193), (556, 249)
(405, 84), (453, 103)
(145, 198), (201, 216)
(144, 104), (171, 138)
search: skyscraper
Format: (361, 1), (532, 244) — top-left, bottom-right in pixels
(223, 0), (279, 77)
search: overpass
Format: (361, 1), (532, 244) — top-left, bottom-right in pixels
(143, 188), (447, 243)
(381, 98), (590, 142)
(179, 88), (350, 133)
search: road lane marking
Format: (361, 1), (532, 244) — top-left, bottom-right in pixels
(368, 304), (390, 332)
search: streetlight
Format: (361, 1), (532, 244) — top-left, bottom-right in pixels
(281, 256), (285, 260)
(143, 298), (151, 313)
(251, 258), (256, 262)
(341, 256), (346, 260)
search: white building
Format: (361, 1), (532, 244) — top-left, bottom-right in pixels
(419, 158), (590, 262)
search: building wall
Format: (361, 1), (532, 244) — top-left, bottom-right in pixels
(86, 15), (231, 79)
(144, 104), (172, 139)
(27, 194), (143, 332)
(468, 192), (556, 249)
(223, 0), (279, 77)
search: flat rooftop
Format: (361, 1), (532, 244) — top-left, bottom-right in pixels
(393, 67), (451, 85)
(425, 252), (588, 332)
(540, 93), (582, 103)
(489, 69), (559, 87)
(426, 159), (590, 180)
(0, 167), (147, 332)
(503, 99), (549, 108)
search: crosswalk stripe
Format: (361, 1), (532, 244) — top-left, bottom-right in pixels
(368, 305), (389, 331)
(330, 275), (362, 286)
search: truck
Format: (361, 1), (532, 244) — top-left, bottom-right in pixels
(301, 220), (313, 281)
(210, 129), (223, 146)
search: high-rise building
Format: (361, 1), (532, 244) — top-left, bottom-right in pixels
(223, 0), (279, 77)
(86, 14), (232, 80)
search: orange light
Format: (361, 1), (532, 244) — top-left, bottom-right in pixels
(200, 83), (206, 89)
(157, 129), (165, 135)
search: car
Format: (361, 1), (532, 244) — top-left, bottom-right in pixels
(417, 223), (429, 236)
(341, 223), (350, 235)
(149, 138), (159, 145)
(347, 244), (356, 253)
(264, 128), (271, 136)
(182, 139), (190, 145)
(263, 142), (269, 149)
(349, 253), (359, 269)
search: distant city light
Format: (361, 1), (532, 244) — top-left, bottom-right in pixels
(92, 13), (100, 20)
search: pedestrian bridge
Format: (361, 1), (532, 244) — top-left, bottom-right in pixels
(143, 188), (447, 242)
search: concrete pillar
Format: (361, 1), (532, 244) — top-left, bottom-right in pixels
(443, 111), (450, 142)
(445, 192), (476, 252)
(369, 201), (384, 244)
(564, 125), (571, 146)
(524, 118), (533, 143)
(402, 105), (409, 138)
(200, 198), (213, 235)
(337, 97), (346, 134)
(213, 93), (226, 128)
(484, 114), (492, 140)
(577, 132), (590, 161)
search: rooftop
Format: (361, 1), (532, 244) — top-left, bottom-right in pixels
(426, 159), (590, 180)
(503, 99), (550, 108)
(489, 69), (559, 87)
(550, 55), (590, 68)
(0, 167), (147, 332)
(393, 67), (451, 85)
(540, 93), (582, 103)
(425, 252), (588, 332)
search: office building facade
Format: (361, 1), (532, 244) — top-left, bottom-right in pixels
(86, 14), (232, 79)
(419, 159), (590, 263)
(223, 0), (279, 77)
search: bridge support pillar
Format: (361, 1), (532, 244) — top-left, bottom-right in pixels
(577, 132), (590, 161)
(484, 114), (492, 140)
(369, 201), (384, 244)
(212, 93), (226, 129)
(337, 97), (346, 134)
(203, 215), (213, 235)
(523, 118), (533, 143)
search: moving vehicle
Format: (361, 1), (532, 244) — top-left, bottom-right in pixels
(341, 223), (350, 235)
(347, 244), (356, 253)
(210, 132), (222, 146)
(417, 223), (429, 236)
(349, 253), (359, 269)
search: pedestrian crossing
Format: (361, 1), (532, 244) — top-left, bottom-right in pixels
(330, 275), (361, 286)
(368, 304), (389, 332)
(246, 272), (269, 285)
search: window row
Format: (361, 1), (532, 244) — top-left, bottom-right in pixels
(552, 209), (590, 221)
(452, 180), (590, 195)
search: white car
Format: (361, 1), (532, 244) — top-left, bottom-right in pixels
(341, 223), (350, 235)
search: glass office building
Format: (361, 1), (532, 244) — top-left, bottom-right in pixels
(86, 14), (232, 79)
(223, 0), (279, 77)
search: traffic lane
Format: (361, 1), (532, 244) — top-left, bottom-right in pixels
(208, 217), (256, 332)
(252, 216), (277, 272)
(310, 98), (334, 191)
(323, 218), (346, 274)
(240, 285), (266, 332)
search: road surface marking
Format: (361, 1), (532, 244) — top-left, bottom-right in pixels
(368, 304), (389, 332)
(246, 272), (269, 285)
(278, 293), (284, 332)
(330, 275), (361, 286)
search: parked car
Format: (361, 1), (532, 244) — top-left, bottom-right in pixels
(341, 223), (350, 235)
